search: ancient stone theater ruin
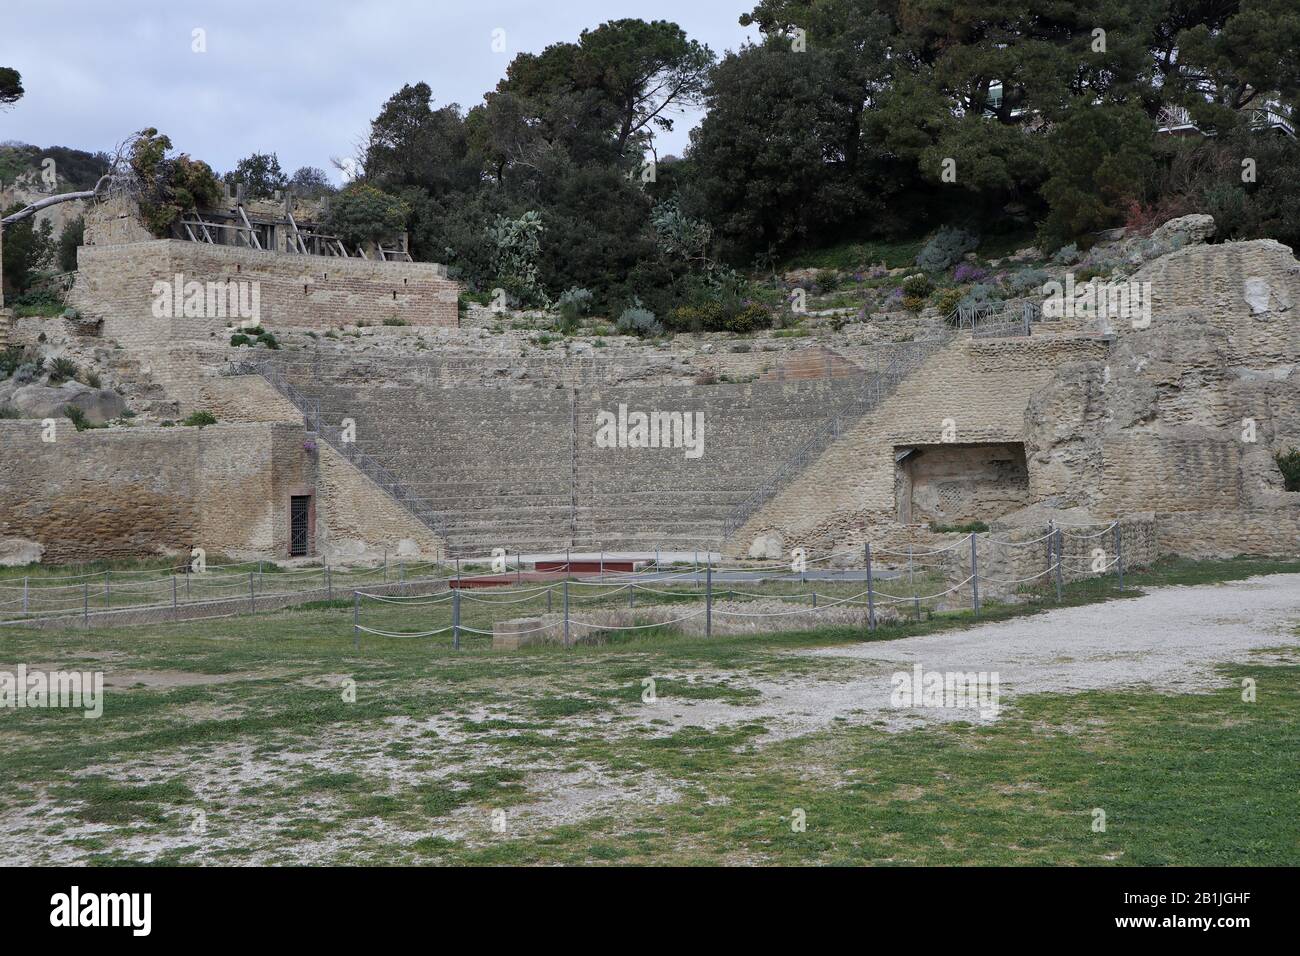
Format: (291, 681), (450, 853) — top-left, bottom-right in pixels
(1, 196), (1297, 578)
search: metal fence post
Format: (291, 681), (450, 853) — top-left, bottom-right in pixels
(1054, 529), (1064, 602)
(866, 543), (876, 631)
(516, 551), (522, 585)
(22, 576), (28, 615)
(705, 558), (713, 638)
(546, 586), (553, 613)
(352, 591), (360, 651)
(172, 575), (178, 614)
(249, 571), (256, 613)
(562, 579), (570, 648)
(1046, 521), (1054, 581)
(1115, 523), (1124, 591)
(970, 533), (980, 618)
(83, 582), (89, 627)
(105, 570), (110, 609)
(326, 564), (332, 600)
(452, 588), (461, 651)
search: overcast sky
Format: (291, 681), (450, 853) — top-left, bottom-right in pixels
(0, 1), (760, 180)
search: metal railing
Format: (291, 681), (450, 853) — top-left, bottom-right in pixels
(1156, 102), (1296, 139)
(254, 359), (453, 544)
(948, 300), (1041, 337)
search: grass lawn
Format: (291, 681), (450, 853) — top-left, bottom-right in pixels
(0, 556), (1295, 865)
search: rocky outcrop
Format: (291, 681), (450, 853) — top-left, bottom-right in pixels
(0, 380), (127, 423)
(1151, 213), (1216, 246)
(1023, 234), (1300, 555)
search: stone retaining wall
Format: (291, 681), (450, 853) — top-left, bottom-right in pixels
(0, 421), (311, 563)
(70, 239), (459, 338)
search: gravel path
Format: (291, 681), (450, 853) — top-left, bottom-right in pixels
(631, 574), (1300, 740)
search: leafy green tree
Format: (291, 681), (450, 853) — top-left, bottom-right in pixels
(363, 83), (478, 196)
(574, 19), (714, 155)
(1038, 104), (1157, 249)
(0, 67), (22, 108)
(288, 166), (335, 197)
(57, 216), (84, 272)
(1170, 0), (1300, 130)
(127, 129), (223, 236)
(322, 183), (409, 248)
(226, 152), (288, 199)
(2, 204), (52, 293)
(687, 39), (879, 261)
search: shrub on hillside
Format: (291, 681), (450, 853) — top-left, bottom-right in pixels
(1006, 268), (1050, 295)
(935, 286), (965, 317)
(901, 274), (932, 297)
(0, 346), (33, 379)
(1052, 243), (1081, 265)
(958, 282), (1003, 312)
(814, 269), (841, 292)
(46, 357), (79, 384)
(556, 287), (594, 333)
(952, 263), (989, 284)
(724, 304), (772, 334)
(616, 307), (663, 338)
(13, 361), (43, 384)
(916, 227), (979, 271)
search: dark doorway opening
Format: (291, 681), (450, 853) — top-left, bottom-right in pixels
(290, 495), (311, 557)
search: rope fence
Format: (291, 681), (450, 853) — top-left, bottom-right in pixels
(0, 520), (1147, 636)
(348, 521), (1147, 651)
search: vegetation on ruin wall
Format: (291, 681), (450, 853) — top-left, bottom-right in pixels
(1277, 449), (1300, 492)
(127, 128), (224, 238)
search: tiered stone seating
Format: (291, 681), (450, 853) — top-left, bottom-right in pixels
(276, 358), (876, 553)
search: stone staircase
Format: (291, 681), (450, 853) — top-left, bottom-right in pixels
(718, 335), (951, 540)
(257, 341), (947, 554)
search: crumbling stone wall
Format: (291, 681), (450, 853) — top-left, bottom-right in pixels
(1024, 239), (1300, 556)
(730, 334), (1111, 555)
(0, 421), (311, 563)
(899, 443), (1031, 525)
